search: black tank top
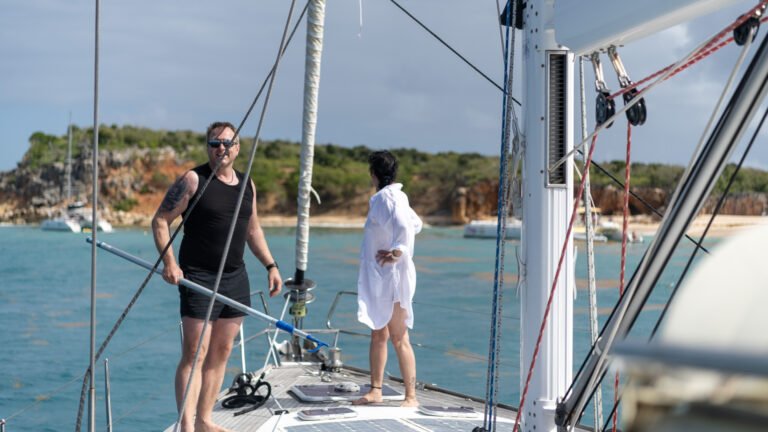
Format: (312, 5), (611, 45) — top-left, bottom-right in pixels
(179, 164), (253, 273)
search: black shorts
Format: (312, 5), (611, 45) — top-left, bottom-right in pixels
(179, 266), (251, 320)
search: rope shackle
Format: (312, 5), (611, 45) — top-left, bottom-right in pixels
(590, 52), (616, 128)
(607, 46), (648, 126)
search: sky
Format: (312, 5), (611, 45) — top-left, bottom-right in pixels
(1, 0), (765, 172)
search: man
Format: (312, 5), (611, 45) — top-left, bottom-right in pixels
(152, 121), (282, 432)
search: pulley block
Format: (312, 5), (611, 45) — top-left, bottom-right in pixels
(595, 90), (615, 128)
(622, 87), (647, 126)
(734, 15), (760, 46)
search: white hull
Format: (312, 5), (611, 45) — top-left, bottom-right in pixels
(40, 217), (81, 232)
(463, 219), (522, 239)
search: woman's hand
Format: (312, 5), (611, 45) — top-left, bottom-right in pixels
(376, 249), (402, 266)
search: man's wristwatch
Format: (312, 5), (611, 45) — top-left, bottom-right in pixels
(265, 262), (279, 271)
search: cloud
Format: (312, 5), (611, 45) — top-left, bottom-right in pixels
(1, 0), (766, 172)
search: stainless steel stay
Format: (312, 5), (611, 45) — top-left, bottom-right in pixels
(557, 28), (768, 430)
(87, 238), (329, 350)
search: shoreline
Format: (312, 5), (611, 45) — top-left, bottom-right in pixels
(607, 214), (768, 237)
(6, 214), (767, 237)
(262, 214), (768, 237)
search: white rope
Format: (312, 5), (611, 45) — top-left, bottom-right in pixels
(566, 33), (758, 431)
(579, 56), (604, 429)
(552, 22), (746, 173)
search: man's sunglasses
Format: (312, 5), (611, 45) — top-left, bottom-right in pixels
(207, 139), (236, 148)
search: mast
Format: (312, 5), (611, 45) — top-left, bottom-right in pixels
(286, 0), (326, 358)
(66, 112), (73, 204)
(519, 1), (575, 431)
(294, 0), (325, 283)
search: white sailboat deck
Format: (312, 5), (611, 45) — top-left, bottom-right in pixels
(163, 361), (592, 432)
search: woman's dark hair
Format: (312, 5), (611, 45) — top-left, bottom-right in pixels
(368, 150), (398, 190)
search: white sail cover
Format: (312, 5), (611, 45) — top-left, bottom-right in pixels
(659, 222), (768, 354)
(295, 0), (326, 272)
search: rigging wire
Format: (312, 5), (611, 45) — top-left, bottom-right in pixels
(597, 104), (768, 432)
(86, 1), (101, 431)
(552, 2), (768, 173)
(564, 23), (764, 430)
(481, 1), (517, 429)
(174, 1), (299, 429)
(580, 156), (709, 253)
(73, 4), (311, 431)
(578, 55), (605, 429)
(7, 323), (176, 426)
(512, 135), (600, 432)
(386, 0), (521, 107)
(651, 93), (768, 340)
(612, 122), (633, 432)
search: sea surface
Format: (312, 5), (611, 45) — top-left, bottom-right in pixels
(0, 225), (715, 431)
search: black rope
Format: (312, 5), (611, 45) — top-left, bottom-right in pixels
(221, 375), (272, 416)
(387, 0), (521, 106)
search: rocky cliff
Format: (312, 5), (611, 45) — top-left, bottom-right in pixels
(1, 149), (766, 227)
(452, 181), (768, 222)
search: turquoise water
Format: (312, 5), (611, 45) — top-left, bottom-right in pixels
(0, 225), (713, 431)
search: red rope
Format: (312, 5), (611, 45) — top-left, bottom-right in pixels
(512, 135), (599, 432)
(609, 1), (768, 100)
(612, 123), (632, 432)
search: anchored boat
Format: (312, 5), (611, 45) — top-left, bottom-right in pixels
(26, 1), (768, 432)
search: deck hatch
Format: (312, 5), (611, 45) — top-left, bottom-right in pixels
(408, 418), (488, 430)
(291, 383), (403, 402)
(283, 419), (414, 431)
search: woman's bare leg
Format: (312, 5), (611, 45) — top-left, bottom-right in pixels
(388, 302), (418, 407)
(353, 326), (388, 405)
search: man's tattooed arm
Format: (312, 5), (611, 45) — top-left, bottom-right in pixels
(160, 176), (189, 213)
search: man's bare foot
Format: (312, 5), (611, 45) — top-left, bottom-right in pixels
(194, 418), (232, 432)
(400, 397), (419, 408)
(352, 389), (383, 405)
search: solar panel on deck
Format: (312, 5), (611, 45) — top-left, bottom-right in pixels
(409, 418), (487, 431)
(283, 418), (415, 431)
(290, 384), (403, 402)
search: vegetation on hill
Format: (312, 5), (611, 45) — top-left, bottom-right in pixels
(19, 125), (768, 217)
(585, 160), (768, 194)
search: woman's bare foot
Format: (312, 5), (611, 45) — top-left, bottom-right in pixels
(352, 387), (383, 405)
(194, 418), (232, 432)
(400, 397), (419, 407)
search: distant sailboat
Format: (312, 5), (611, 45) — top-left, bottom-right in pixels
(41, 118), (82, 232)
(40, 119), (114, 233)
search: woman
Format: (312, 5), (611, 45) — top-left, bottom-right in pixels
(354, 150), (423, 407)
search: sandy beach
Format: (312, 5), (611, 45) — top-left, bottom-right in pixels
(613, 214), (768, 237)
(259, 213), (768, 237)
